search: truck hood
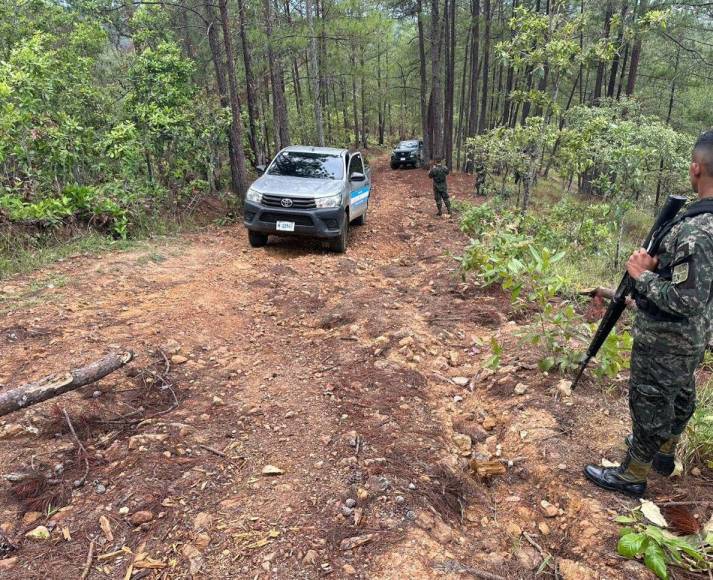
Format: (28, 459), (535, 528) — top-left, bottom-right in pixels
(251, 175), (345, 198)
(393, 149), (417, 155)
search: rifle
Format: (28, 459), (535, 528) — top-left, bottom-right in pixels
(571, 195), (688, 389)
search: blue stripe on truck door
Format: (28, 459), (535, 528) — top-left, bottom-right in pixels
(350, 186), (370, 207)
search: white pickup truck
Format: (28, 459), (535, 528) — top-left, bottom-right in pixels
(243, 146), (371, 252)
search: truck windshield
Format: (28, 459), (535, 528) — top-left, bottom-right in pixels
(398, 141), (419, 149)
(268, 152), (344, 180)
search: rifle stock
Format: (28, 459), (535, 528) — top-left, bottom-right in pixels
(571, 195), (688, 389)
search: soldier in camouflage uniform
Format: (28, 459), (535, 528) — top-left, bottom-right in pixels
(428, 158), (451, 217)
(585, 130), (713, 497)
(474, 157), (487, 197)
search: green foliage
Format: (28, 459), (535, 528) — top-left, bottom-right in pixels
(458, 201), (632, 379)
(680, 379), (713, 469)
(616, 508), (712, 579)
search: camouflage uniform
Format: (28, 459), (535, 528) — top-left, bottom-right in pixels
(629, 199), (713, 464)
(475, 161), (486, 196)
(428, 163), (451, 215)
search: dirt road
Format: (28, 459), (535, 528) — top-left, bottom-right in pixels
(0, 157), (699, 579)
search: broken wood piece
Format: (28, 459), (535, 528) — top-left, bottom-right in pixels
(80, 539), (95, 580)
(578, 287), (636, 309)
(0, 351), (134, 418)
(470, 459), (507, 479)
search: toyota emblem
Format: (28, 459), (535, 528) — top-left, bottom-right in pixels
(280, 198), (293, 208)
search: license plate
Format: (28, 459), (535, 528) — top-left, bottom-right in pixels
(276, 221), (295, 232)
(400, 157), (406, 161)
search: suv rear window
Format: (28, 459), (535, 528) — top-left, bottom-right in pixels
(398, 141), (419, 149)
(268, 152), (344, 180)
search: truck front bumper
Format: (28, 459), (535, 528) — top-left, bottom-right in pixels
(243, 201), (345, 239)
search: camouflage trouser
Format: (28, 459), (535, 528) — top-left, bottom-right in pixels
(434, 188), (450, 211)
(629, 340), (702, 462)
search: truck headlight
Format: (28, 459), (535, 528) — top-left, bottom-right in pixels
(246, 187), (262, 203)
(315, 193), (342, 209)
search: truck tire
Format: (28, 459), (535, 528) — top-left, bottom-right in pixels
(353, 203), (368, 226)
(330, 214), (349, 253)
(390, 161), (398, 170)
(248, 230), (268, 248)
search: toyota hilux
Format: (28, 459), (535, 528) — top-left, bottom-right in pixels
(244, 146), (371, 252)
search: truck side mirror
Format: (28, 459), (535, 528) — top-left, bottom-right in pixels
(350, 172), (366, 182)
(255, 165), (266, 176)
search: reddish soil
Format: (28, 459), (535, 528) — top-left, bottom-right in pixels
(0, 157), (710, 579)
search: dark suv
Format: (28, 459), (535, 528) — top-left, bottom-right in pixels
(390, 140), (424, 169)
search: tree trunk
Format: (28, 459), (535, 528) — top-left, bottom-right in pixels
(607, 0), (629, 98)
(0, 352), (134, 418)
(430, 0), (444, 159)
(360, 49), (367, 148)
(625, 0), (648, 97)
(264, 0), (290, 149)
(218, 0), (249, 197)
(417, 0), (430, 161)
(305, 0), (324, 146)
(592, 0), (614, 104)
(456, 25), (471, 169)
(467, 0), (480, 137)
(237, 0), (263, 165)
(477, 0), (491, 133)
(443, 0), (455, 166)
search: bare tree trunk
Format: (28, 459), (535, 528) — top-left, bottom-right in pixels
(607, 0), (629, 98)
(238, 0), (263, 165)
(467, 0), (481, 137)
(456, 25), (471, 169)
(443, 0), (455, 166)
(305, 0), (324, 146)
(477, 0), (491, 133)
(264, 0), (290, 149)
(203, 1), (234, 191)
(218, 0), (249, 197)
(417, 0), (430, 161)
(430, 0), (444, 159)
(360, 48), (367, 148)
(625, 0), (648, 97)
(592, 0), (614, 104)
(0, 352), (134, 418)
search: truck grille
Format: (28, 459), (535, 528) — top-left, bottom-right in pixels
(261, 212), (313, 226)
(262, 194), (316, 209)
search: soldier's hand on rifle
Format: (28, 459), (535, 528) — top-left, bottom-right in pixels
(626, 248), (658, 280)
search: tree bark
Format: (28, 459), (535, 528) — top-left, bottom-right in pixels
(477, 0), (491, 133)
(417, 0), (430, 161)
(592, 0), (614, 104)
(306, 0), (324, 146)
(467, 0), (481, 137)
(218, 0), (249, 197)
(264, 0), (290, 149)
(237, 0), (263, 165)
(443, 0), (455, 166)
(625, 0), (648, 97)
(607, 0), (629, 99)
(0, 352), (134, 418)
(430, 0), (444, 160)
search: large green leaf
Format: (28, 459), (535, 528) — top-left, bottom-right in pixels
(618, 532), (646, 558)
(643, 543), (668, 579)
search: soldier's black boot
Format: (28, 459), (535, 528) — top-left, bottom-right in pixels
(624, 434), (678, 476)
(444, 199), (452, 217)
(584, 451), (649, 497)
(436, 203), (443, 217)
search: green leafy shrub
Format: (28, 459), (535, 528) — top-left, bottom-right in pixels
(616, 508), (712, 579)
(680, 379), (713, 469)
(458, 201), (632, 378)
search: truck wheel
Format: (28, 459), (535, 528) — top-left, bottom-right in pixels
(390, 161), (397, 170)
(354, 204), (368, 226)
(248, 230), (268, 247)
(330, 214), (349, 253)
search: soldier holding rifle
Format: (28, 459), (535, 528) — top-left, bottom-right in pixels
(584, 131), (713, 496)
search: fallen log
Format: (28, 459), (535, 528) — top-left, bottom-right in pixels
(0, 351), (134, 418)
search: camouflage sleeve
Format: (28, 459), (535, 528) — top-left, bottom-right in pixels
(428, 168), (434, 179)
(444, 166), (450, 176)
(634, 224), (713, 317)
